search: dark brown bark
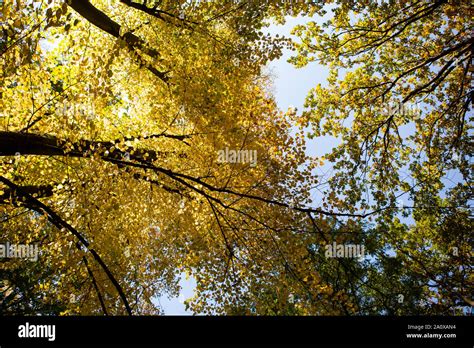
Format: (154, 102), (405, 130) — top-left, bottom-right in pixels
(0, 131), (186, 162)
(0, 184), (54, 204)
(66, 0), (168, 82)
(0, 175), (133, 315)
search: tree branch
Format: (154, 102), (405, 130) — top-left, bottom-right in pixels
(0, 175), (133, 315)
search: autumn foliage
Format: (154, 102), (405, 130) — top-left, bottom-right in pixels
(0, 0), (472, 315)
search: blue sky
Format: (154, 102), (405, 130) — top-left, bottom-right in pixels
(157, 9), (467, 315)
(156, 8), (433, 314)
(264, 14), (343, 212)
(157, 14), (334, 315)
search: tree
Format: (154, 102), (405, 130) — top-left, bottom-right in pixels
(290, 0), (472, 313)
(0, 0), (471, 316)
(0, 0), (329, 315)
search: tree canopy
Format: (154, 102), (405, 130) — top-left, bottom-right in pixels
(0, 0), (472, 315)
